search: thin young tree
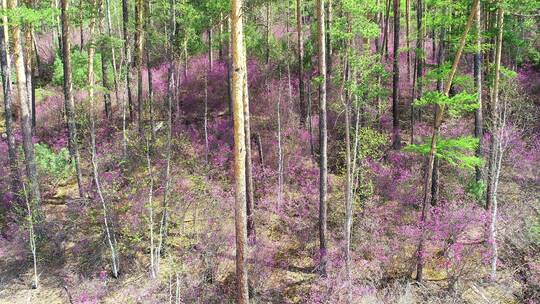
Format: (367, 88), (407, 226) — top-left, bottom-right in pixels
(155, 0), (176, 275)
(122, 0), (134, 121)
(231, 0), (249, 300)
(391, 0), (401, 149)
(99, 14), (112, 120)
(412, 0), (424, 145)
(61, 0), (84, 197)
(405, 0), (411, 81)
(0, 13), (22, 202)
(296, 0), (306, 123)
(242, 38), (255, 241)
(316, 0), (328, 277)
(487, 4), (504, 281)
(474, 3), (483, 183)
(21, 183), (38, 288)
(87, 0), (120, 278)
(8, 0), (41, 211)
(23, 0), (36, 132)
(415, 0), (480, 282)
(135, 0), (144, 133)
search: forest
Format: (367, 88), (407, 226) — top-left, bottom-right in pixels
(0, 0), (539, 302)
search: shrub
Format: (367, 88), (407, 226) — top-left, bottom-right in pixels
(34, 143), (74, 186)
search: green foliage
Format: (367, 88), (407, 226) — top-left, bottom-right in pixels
(466, 180), (486, 201)
(34, 143), (74, 185)
(358, 127), (388, 160)
(414, 91), (479, 118)
(405, 136), (483, 170)
(53, 48), (104, 88)
(2, 7), (58, 27)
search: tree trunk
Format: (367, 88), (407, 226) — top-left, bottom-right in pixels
(316, 0), (328, 277)
(415, 0), (479, 282)
(9, 0), (41, 211)
(430, 18), (446, 207)
(87, 0), (120, 278)
(296, 0), (305, 124)
(382, 0), (391, 59)
(413, 0), (424, 145)
(230, 0), (249, 300)
(391, 0), (401, 149)
(487, 6), (504, 281)
(474, 3), (483, 183)
(405, 0), (411, 81)
(208, 27), (213, 71)
(146, 0), (154, 142)
(99, 14), (112, 120)
(325, 0), (332, 79)
(136, 0), (144, 133)
(0, 12), (22, 203)
(242, 39), (256, 242)
(23, 0), (35, 133)
(122, 0), (133, 121)
(61, 0), (84, 198)
(265, 3), (270, 65)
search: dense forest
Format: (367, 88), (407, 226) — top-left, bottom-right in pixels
(0, 0), (539, 302)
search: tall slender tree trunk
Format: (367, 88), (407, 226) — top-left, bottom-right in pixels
(296, 0), (305, 124)
(155, 0), (176, 274)
(415, 0), (479, 282)
(79, 0), (84, 50)
(208, 27), (213, 71)
(242, 39), (256, 241)
(122, 0), (133, 121)
(342, 46), (352, 304)
(487, 6), (504, 281)
(61, 0), (84, 198)
(105, 0), (120, 111)
(405, 0), (411, 81)
(316, 0), (328, 277)
(430, 19), (446, 207)
(9, 0), (41, 211)
(391, 0), (401, 149)
(382, 0), (391, 59)
(146, 0), (155, 141)
(135, 0), (144, 133)
(265, 3), (270, 65)
(325, 0), (332, 79)
(474, 4), (483, 183)
(23, 0), (35, 133)
(87, 1), (120, 277)
(412, 0), (424, 145)
(0, 13), (22, 203)
(99, 14), (112, 120)
(230, 0), (249, 300)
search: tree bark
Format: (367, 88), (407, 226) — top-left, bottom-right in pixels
(317, 0), (328, 277)
(99, 14), (112, 120)
(391, 0), (401, 149)
(61, 0), (84, 198)
(415, 0), (479, 282)
(136, 0), (144, 133)
(10, 0), (42, 211)
(23, 0), (35, 133)
(122, 0), (133, 121)
(242, 39), (256, 242)
(0, 11), (22, 203)
(487, 7), (504, 281)
(296, 0), (305, 124)
(474, 3), (483, 183)
(405, 0), (411, 81)
(230, 0), (249, 300)
(87, 0), (120, 278)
